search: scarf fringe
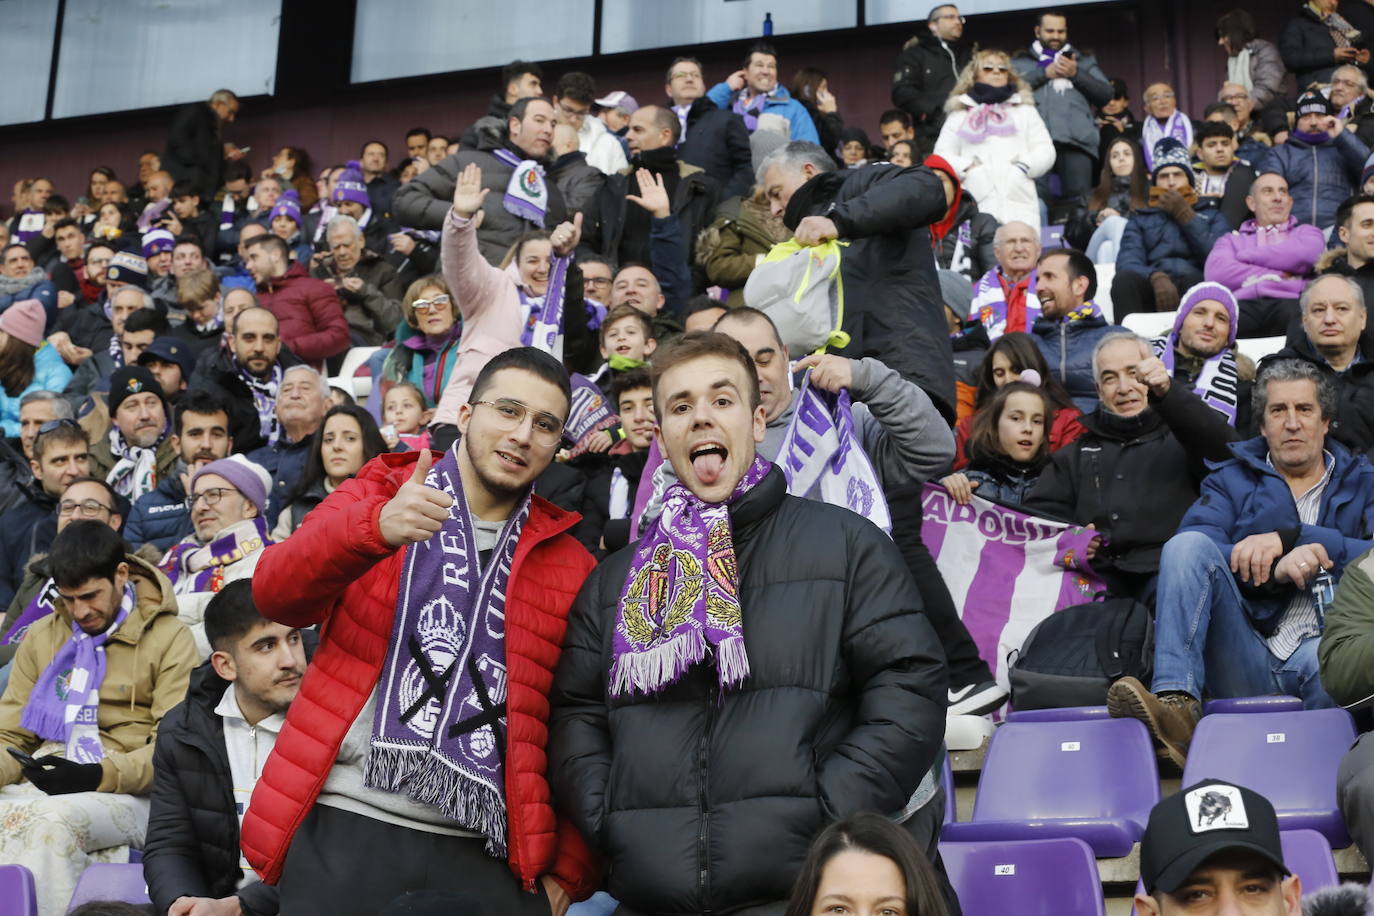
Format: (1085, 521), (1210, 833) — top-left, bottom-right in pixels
(408, 760), (509, 857)
(610, 630), (707, 697)
(714, 636), (752, 691)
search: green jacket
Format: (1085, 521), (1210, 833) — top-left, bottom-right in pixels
(88, 432), (179, 492)
(1319, 547), (1374, 708)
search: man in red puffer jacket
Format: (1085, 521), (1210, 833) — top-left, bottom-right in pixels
(245, 233), (350, 366)
(242, 347), (599, 915)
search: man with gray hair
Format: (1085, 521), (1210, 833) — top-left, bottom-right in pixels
(1268, 273), (1374, 451)
(247, 365), (328, 528)
(967, 221), (1040, 340)
(1026, 331), (1239, 600)
(1329, 64), (1374, 149)
(756, 139), (959, 420)
(1111, 358), (1374, 766)
(310, 214), (403, 346)
(164, 89), (243, 202)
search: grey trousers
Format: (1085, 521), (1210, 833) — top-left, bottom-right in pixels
(1337, 731), (1374, 861)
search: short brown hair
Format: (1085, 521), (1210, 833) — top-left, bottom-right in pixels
(176, 268), (219, 305)
(965, 381), (1050, 465)
(650, 331), (760, 417)
(599, 303), (655, 345)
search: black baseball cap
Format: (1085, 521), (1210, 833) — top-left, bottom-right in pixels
(1140, 779), (1289, 895)
(137, 336), (196, 378)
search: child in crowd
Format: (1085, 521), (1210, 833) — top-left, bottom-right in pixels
(952, 331), (1084, 469)
(380, 380), (433, 451)
(574, 368), (657, 555)
(590, 303), (658, 389)
(941, 377), (1051, 511)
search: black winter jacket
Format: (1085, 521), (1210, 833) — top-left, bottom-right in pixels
(1280, 5), (1366, 91)
(678, 97), (756, 199)
(549, 467), (948, 916)
(1264, 330), (1374, 453)
(1325, 252), (1374, 310)
(163, 102), (224, 202)
(783, 166), (957, 422)
(891, 33), (973, 146)
(598, 158), (720, 282)
(934, 197), (998, 282)
(1024, 386), (1239, 578)
(144, 663), (280, 915)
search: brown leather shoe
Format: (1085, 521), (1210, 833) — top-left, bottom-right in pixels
(1107, 677), (1200, 768)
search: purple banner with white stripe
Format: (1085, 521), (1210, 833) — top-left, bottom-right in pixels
(920, 484), (1104, 691)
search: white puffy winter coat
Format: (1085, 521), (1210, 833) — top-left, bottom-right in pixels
(934, 92), (1056, 229)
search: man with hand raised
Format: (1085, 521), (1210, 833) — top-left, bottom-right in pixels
(241, 348), (599, 914)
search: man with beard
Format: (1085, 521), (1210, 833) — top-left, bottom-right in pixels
(124, 389), (233, 553)
(240, 348), (599, 913)
(1029, 248), (1125, 410)
(597, 105), (719, 280)
(1150, 283), (1252, 430)
(188, 306), (301, 455)
(1026, 332), (1239, 600)
(89, 365), (177, 502)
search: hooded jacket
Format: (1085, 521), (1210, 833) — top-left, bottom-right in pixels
(698, 195), (790, 308)
(1117, 202), (1232, 285)
(1204, 216), (1325, 301)
(1011, 46), (1116, 158)
(934, 196), (999, 282)
(1180, 436), (1374, 636)
(549, 467), (947, 916)
(782, 165), (958, 421)
(934, 91), (1056, 229)
(1254, 131), (1369, 230)
(0, 553), (198, 793)
(705, 82), (820, 145)
(1264, 330), (1374, 453)
(239, 451), (600, 897)
(1024, 385), (1240, 576)
(255, 263), (351, 365)
(392, 133), (570, 265)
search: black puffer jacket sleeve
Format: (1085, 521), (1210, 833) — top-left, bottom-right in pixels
(144, 705), (212, 912)
(829, 165), (949, 239)
(817, 518), (949, 818)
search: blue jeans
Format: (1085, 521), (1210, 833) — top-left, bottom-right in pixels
(1151, 531), (1334, 708)
(1087, 215), (1128, 265)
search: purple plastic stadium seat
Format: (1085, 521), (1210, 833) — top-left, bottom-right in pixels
(1130, 829), (1338, 915)
(66, 863), (150, 910)
(0, 865), (37, 916)
(1181, 709), (1357, 847)
(940, 717), (1158, 855)
(1202, 696), (1303, 716)
(1041, 224), (1066, 250)
(942, 756), (955, 825)
(942, 837), (1106, 916)
(1006, 705), (1110, 723)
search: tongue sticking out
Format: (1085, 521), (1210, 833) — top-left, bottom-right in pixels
(693, 450), (726, 485)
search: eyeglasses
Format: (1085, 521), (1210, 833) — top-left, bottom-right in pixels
(583, 277), (613, 289)
(1219, 94), (1248, 104)
(670, 70), (701, 81)
(1145, 91), (1176, 102)
(557, 101), (590, 120)
(471, 399), (565, 446)
(35, 418), (79, 440)
(412, 294), (451, 313)
(187, 487), (240, 509)
(58, 499), (112, 518)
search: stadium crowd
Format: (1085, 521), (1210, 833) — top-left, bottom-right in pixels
(4, 3), (1374, 914)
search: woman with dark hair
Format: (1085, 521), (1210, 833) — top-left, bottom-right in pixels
(952, 331), (1084, 470)
(785, 813), (950, 916)
(1066, 136), (1149, 260)
(1214, 10), (1285, 110)
(790, 66), (844, 161)
(91, 200), (136, 244)
(0, 299), (72, 435)
(271, 403), (388, 539)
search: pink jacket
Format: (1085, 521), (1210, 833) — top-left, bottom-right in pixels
(431, 210), (526, 426)
(1204, 217), (1325, 301)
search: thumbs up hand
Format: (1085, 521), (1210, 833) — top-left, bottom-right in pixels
(378, 449), (455, 547)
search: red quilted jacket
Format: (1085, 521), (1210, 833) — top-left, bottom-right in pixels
(241, 450), (600, 897)
(256, 262), (350, 365)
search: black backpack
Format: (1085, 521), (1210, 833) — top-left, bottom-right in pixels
(1008, 598), (1154, 711)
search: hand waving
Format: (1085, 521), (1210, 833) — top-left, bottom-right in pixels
(451, 162), (490, 220)
(377, 449), (454, 548)
(626, 169), (671, 219)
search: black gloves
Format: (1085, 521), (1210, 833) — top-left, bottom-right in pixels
(23, 755), (103, 795)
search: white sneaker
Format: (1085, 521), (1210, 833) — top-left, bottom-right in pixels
(947, 680), (1009, 717)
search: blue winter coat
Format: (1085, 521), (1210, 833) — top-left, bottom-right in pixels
(1031, 309), (1125, 413)
(0, 274), (58, 331)
(123, 473), (193, 553)
(706, 83), (820, 145)
(1117, 205), (1231, 286)
(0, 344), (72, 436)
(1254, 132), (1369, 229)
(1180, 437), (1374, 635)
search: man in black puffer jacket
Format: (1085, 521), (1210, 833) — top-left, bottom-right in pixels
(144, 581), (311, 916)
(891, 6), (972, 154)
(757, 140), (959, 422)
(550, 332), (949, 916)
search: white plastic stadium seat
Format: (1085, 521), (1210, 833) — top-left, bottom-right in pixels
(332, 346), (380, 400)
(1237, 336), (1287, 363)
(1120, 310), (1177, 340)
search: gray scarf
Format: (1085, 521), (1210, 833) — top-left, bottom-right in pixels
(0, 267), (47, 298)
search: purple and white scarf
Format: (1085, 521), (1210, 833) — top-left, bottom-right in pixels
(1152, 336), (1242, 426)
(1031, 40), (1075, 93)
(1142, 111), (1194, 170)
(956, 99), (1019, 144)
(3, 579), (59, 647)
(238, 359), (282, 446)
(519, 254), (569, 354)
(611, 455), (771, 697)
(107, 332), (124, 366)
(776, 373), (890, 534)
(13, 209), (45, 243)
(21, 583), (135, 765)
(732, 88), (781, 132)
(971, 267), (1038, 341)
(365, 443), (530, 854)
(563, 372), (620, 459)
(160, 517), (273, 594)
(105, 426), (162, 500)
(491, 148), (548, 225)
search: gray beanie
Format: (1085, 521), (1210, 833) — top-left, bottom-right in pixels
(938, 269), (973, 320)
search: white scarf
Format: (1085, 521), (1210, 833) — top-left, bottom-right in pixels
(1031, 40), (1075, 94)
(1227, 50), (1253, 94)
(105, 427), (160, 500)
(1142, 111), (1194, 170)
